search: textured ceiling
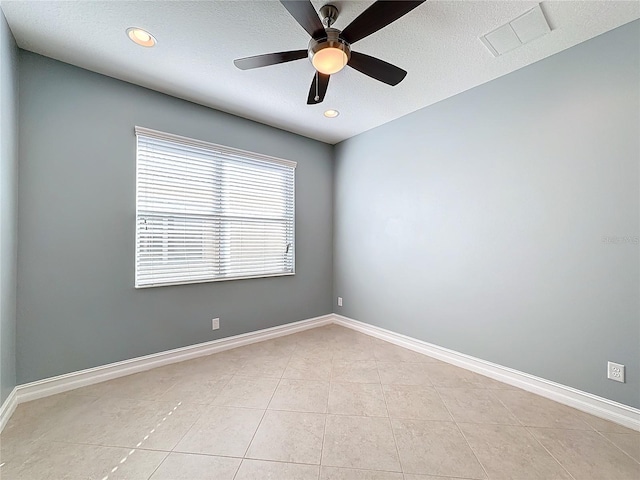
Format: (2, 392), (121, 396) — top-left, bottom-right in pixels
(2, 1), (639, 144)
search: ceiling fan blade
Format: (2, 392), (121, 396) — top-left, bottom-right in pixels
(341, 1), (425, 44)
(307, 72), (330, 104)
(280, 1), (326, 40)
(234, 50), (308, 70)
(348, 51), (407, 86)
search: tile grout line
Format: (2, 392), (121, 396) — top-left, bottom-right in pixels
(317, 344), (335, 480)
(592, 429), (640, 466)
(217, 457), (325, 467)
(432, 386), (491, 480)
(101, 400), (184, 480)
(232, 347), (295, 479)
(376, 355), (406, 476)
(143, 451), (171, 480)
(165, 364), (237, 460)
(492, 394), (526, 429)
(64, 354), (244, 477)
(481, 389), (520, 425)
(492, 394), (578, 480)
(521, 425), (578, 480)
(161, 343), (289, 480)
(229, 453), (244, 480)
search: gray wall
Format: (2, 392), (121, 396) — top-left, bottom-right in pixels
(334, 21), (640, 408)
(17, 52), (333, 384)
(0, 10), (18, 404)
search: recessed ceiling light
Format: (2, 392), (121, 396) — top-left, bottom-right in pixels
(126, 27), (156, 47)
(324, 109), (339, 118)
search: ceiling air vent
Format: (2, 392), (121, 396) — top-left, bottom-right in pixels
(480, 4), (551, 57)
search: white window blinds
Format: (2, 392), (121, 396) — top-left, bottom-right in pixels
(135, 127), (296, 288)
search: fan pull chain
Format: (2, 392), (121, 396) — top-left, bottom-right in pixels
(314, 71), (320, 102)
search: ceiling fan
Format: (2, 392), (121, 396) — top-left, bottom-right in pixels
(233, 1), (426, 105)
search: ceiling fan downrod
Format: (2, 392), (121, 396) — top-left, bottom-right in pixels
(320, 4), (339, 28)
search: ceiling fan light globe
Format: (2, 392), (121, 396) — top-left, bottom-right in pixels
(312, 47), (348, 75)
(308, 28), (351, 76)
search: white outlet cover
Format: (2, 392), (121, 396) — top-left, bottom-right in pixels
(607, 361), (625, 383)
(337, 297), (343, 307)
(212, 318), (220, 330)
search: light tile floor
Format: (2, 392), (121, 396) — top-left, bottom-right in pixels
(1, 324), (638, 479)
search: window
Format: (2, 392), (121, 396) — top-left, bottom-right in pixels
(135, 127), (295, 288)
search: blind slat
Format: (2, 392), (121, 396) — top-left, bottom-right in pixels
(135, 128), (295, 288)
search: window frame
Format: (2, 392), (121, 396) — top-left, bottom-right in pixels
(134, 126), (296, 289)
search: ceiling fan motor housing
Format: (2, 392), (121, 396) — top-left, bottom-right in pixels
(319, 4), (339, 27)
(308, 28), (351, 64)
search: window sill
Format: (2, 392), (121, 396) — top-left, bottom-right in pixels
(135, 271), (295, 289)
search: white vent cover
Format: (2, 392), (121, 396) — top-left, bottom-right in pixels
(481, 4), (551, 57)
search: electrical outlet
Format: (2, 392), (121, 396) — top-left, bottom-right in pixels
(212, 318), (220, 330)
(337, 297), (343, 307)
(607, 361), (625, 383)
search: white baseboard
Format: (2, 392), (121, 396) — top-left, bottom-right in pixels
(333, 314), (640, 432)
(2, 311), (638, 434)
(0, 387), (18, 432)
(0, 313), (333, 432)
